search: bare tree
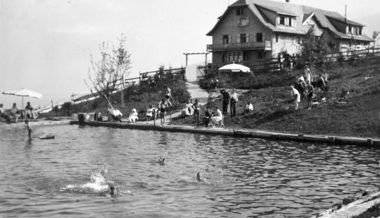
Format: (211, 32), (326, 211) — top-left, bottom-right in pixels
(86, 35), (131, 103)
(373, 31), (380, 40)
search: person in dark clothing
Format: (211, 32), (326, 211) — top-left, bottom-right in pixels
(220, 89), (230, 115)
(192, 99), (200, 125)
(203, 107), (213, 127)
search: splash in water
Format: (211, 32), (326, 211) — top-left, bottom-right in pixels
(60, 171), (114, 195)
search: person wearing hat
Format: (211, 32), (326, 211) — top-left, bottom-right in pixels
(220, 89), (230, 115)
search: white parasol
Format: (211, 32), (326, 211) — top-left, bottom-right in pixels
(218, 63), (251, 73)
(2, 88), (43, 108)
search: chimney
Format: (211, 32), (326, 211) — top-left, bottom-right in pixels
(286, 0), (290, 2)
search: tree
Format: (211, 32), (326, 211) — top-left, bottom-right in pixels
(373, 31), (380, 40)
(300, 28), (331, 68)
(86, 35), (132, 103)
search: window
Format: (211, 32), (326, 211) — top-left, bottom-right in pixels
(348, 26), (352, 34)
(236, 7), (244, 16)
(279, 16), (294, 27)
(258, 51), (264, 60)
(222, 35), (230, 44)
(238, 17), (249, 26)
(240, 33), (247, 43)
(223, 52), (244, 63)
(243, 51), (249, 61)
(222, 53), (228, 63)
(256, 33), (263, 42)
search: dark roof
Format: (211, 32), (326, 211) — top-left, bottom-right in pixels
(207, 0), (373, 42)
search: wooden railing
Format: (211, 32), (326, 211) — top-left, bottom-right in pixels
(211, 47), (380, 74)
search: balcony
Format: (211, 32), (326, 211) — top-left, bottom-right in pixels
(207, 41), (272, 52)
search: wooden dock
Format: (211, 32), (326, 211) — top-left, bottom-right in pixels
(70, 120), (380, 147)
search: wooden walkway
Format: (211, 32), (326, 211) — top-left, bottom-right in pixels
(70, 120), (380, 147)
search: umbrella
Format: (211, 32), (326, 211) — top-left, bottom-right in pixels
(2, 88), (43, 109)
(218, 63), (251, 73)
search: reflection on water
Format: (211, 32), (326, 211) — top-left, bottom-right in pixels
(0, 124), (380, 218)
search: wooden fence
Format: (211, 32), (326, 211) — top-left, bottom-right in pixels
(210, 47), (380, 74)
(122, 67), (185, 88)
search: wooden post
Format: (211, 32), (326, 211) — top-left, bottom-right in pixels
(205, 53), (208, 67)
(185, 54), (188, 67)
(121, 75), (125, 108)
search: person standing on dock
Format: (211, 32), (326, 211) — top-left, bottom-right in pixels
(159, 99), (168, 125)
(230, 89), (238, 118)
(192, 99), (200, 125)
(220, 89), (230, 115)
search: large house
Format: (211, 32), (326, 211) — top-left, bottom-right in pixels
(207, 0), (374, 68)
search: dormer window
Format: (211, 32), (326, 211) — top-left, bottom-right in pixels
(236, 7), (244, 16)
(278, 15), (294, 27)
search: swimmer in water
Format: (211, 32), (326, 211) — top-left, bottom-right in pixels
(158, 157), (165, 165)
(196, 172), (202, 182)
(108, 183), (116, 197)
(25, 120), (32, 139)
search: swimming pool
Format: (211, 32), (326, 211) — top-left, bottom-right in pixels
(1, 124), (379, 217)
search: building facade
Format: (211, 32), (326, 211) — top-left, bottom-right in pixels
(207, 0), (374, 68)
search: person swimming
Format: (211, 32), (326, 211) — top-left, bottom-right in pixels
(196, 172), (202, 182)
(107, 182), (117, 197)
(61, 171), (118, 197)
(158, 156), (165, 165)
(24, 120), (32, 139)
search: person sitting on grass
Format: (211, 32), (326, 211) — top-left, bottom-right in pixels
(25, 102), (38, 120)
(210, 107), (224, 127)
(10, 103), (21, 122)
(244, 102), (254, 114)
(0, 103), (11, 123)
(128, 108), (139, 123)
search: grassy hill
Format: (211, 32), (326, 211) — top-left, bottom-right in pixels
(47, 70), (191, 120)
(173, 58), (380, 138)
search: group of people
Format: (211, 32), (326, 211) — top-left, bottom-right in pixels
(291, 67), (328, 110)
(181, 98), (224, 127)
(0, 102), (38, 123)
(220, 89), (239, 117)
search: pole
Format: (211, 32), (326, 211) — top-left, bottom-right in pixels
(121, 75), (125, 108)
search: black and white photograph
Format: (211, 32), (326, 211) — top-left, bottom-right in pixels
(1, 0), (380, 217)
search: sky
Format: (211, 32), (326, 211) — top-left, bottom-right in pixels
(1, 0), (379, 107)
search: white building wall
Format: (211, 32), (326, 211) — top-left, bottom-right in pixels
(271, 34), (302, 57)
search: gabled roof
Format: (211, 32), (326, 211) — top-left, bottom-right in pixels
(207, 0), (373, 42)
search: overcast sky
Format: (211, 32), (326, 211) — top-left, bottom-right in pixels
(1, 0), (379, 107)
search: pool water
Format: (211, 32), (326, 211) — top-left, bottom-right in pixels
(0, 124), (379, 218)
